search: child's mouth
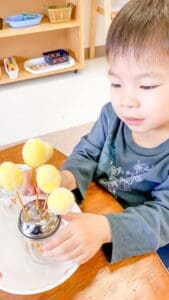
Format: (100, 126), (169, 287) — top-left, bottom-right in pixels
(124, 117), (145, 126)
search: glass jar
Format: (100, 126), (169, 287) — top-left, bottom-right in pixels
(18, 199), (61, 264)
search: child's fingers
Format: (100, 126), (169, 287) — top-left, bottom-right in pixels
(23, 169), (33, 182)
(62, 212), (82, 221)
(43, 236), (78, 258)
(20, 169), (35, 195)
(20, 183), (36, 195)
(66, 246), (85, 261)
(46, 247), (84, 262)
(73, 252), (88, 265)
(35, 185), (44, 195)
(25, 185), (36, 195)
(46, 248), (88, 264)
(43, 227), (72, 251)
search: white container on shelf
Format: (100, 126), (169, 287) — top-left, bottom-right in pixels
(3, 56), (19, 79)
(24, 56), (75, 74)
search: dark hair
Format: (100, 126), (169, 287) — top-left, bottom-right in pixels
(106, 0), (169, 61)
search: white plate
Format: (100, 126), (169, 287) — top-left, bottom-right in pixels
(24, 56), (75, 74)
(0, 165), (80, 295)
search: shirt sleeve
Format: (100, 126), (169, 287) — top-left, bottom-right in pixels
(60, 103), (112, 196)
(102, 176), (169, 263)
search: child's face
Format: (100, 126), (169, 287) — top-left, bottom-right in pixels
(108, 54), (169, 140)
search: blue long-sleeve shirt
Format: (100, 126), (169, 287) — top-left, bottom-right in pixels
(61, 102), (169, 263)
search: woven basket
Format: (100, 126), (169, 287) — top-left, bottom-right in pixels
(46, 3), (74, 23)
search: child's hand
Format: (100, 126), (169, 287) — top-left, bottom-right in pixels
(20, 169), (39, 195)
(20, 168), (76, 196)
(42, 212), (112, 264)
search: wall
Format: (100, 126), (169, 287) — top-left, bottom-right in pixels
(0, 1), (127, 147)
(0, 58), (109, 147)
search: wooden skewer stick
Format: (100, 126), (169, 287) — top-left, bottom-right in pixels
(42, 195), (48, 211)
(35, 192), (39, 210)
(32, 167), (38, 209)
(16, 191), (29, 221)
(41, 208), (48, 218)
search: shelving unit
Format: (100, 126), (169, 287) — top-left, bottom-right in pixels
(0, 0), (84, 85)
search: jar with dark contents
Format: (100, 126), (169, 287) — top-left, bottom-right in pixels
(18, 199), (61, 264)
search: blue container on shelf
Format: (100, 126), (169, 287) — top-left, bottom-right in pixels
(42, 49), (69, 65)
(5, 13), (43, 28)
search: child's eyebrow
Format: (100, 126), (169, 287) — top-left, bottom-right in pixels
(108, 71), (120, 78)
(135, 72), (161, 79)
(108, 70), (161, 79)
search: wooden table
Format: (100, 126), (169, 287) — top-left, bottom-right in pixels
(0, 144), (169, 300)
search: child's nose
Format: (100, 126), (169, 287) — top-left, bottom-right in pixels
(120, 95), (140, 108)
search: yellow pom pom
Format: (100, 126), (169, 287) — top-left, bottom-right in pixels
(22, 139), (54, 168)
(48, 187), (75, 215)
(36, 164), (61, 193)
(44, 142), (54, 162)
(22, 138), (47, 168)
(0, 162), (23, 192)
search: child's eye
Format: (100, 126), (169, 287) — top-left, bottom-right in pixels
(140, 85), (159, 90)
(111, 83), (121, 88)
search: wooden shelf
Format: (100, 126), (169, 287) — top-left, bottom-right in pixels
(0, 19), (80, 38)
(0, 60), (84, 85)
(0, 0), (84, 85)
